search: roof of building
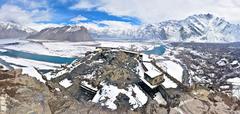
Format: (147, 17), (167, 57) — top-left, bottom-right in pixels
(142, 62), (158, 71)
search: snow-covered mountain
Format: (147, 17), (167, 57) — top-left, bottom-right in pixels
(0, 22), (36, 39)
(90, 14), (240, 42)
(27, 26), (94, 42)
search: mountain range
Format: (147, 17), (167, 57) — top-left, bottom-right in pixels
(91, 14), (240, 42)
(1, 14), (240, 42)
(0, 22), (36, 39)
(27, 26), (93, 42)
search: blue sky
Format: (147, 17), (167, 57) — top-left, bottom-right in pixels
(38, 0), (141, 25)
(0, 0), (240, 30)
(0, 0), (142, 30)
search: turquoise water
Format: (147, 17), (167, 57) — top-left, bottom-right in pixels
(144, 45), (166, 55)
(0, 49), (77, 64)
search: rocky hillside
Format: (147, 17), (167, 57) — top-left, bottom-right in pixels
(27, 26), (94, 42)
(1, 48), (240, 114)
(0, 22), (36, 39)
(0, 67), (136, 114)
(90, 14), (240, 42)
(34, 48), (240, 114)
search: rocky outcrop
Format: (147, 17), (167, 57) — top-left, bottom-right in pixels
(0, 69), (52, 114)
(27, 26), (94, 42)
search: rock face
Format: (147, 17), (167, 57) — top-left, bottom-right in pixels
(0, 69), (52, 114)
(0, 22), (36, 39)
(27, 26), (94, 42)
(0, 68), (138, 114)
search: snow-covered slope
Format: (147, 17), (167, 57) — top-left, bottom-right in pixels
(89, 14), (240, 42)
(0, 22), (36, 39)
(27, 26), (94, 42)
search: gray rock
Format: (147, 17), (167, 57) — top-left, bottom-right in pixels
(27, 26), (93, 42)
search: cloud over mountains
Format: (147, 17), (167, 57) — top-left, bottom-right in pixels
(0, 0), (240, 31)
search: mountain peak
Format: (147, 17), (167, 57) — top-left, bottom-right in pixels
(27, 25), (93, 42)
(0, 21), (36, 33)
(0, 21), (36, 39)
(89, 13), (240, 42)
(190, 13), (214, 20)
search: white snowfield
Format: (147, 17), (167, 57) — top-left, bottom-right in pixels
(2, 39), (156, 58)
(43, 42), (98, 57)
(4, 42), (53, 55)
(227, 77), (240, 98)
(153, 92), (167, 105)
(99, 41), (155, 51)
(0, 49), (7, 52)
(59, 79), (73, 88)
(0, 38), (28, 45)
(161, 61), (183, 83)
(156, 60), (183, 88)
(92, 83), (148, 110)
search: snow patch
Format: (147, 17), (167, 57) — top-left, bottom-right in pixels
(227, 77), (240, 98)
(161, 60), (183, 82)
(92, 83), (148, 110)
(59, 79), (73, 88)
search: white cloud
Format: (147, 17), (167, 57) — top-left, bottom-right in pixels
(70, 0), (100, 10)
(70, 15), (88, 22)
(71, 0), (240, 24)
(75, 20), (137, 32)
(97, 20), (137, 30)
(0, 3), (53, 31)
(0, 4), (32, 25)
(28, 23), (64, 31)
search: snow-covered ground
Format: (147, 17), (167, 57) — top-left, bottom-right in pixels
(0, 56), (59, 70)
(1, 39), (157, 57)
(4, 42), (54, 55)
(162, 75), (178, 88)
(153, 92), (167, 105)
(154, 60), (183, 88)
(0, 38), (28, 45)
(0, 39), (159, 83)
(161, 60), (183, 83)
(98, 41), (156, 51)
(0, 55), (60, 83)
(227, 77), (240, 98)
(43, 41), (98, 57)
(59, 79), (73, 88)
(92, 83), (148, 110)
(0, 49), (7, 52)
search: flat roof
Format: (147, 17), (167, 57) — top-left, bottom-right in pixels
(142, 62), (159, 71)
